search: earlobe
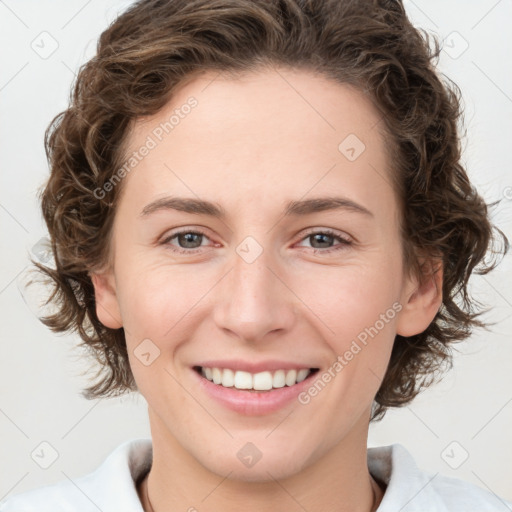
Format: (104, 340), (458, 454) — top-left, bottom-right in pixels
(89, 271), (123, 329)
(396, 260), (443, 338)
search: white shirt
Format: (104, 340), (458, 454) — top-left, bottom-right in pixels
(1, 438), (510, 511)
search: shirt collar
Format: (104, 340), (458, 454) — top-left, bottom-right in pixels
(368, 443), (447, 511)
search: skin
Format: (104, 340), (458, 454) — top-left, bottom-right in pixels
(91, 66), (442, 512)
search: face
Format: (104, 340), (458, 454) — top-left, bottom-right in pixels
(92, 66), (441, 482)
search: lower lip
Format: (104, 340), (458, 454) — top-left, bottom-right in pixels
(192, 368), (319, 416)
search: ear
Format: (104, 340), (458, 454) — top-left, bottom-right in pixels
(396, 259), (443, 337)
(89, 270), (123, 329)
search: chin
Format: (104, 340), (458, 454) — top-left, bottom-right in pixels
(200, 450), (308, 483)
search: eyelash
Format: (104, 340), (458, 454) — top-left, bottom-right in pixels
(160, 228), (353, 255)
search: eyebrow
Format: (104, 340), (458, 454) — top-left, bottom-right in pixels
(139, 196), (373, 219)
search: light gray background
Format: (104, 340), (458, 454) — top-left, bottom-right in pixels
(1, 0), (511, 503)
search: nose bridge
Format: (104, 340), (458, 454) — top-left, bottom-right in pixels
(213, 237), (295, 341)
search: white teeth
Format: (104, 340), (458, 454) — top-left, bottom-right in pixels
(221, 368), (234, 387)
(296, 368), (310, 382)
(285, 369), (297, 386)
(272, 369), (286, 388)
(234, 371), (253, 389)
(253, 371), (273, 391)
(212, 367), (222, 385)
(199, 367), (313, 390)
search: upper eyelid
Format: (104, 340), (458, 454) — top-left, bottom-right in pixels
(300, 227), (352, 241)
(161, 228), (211, 245)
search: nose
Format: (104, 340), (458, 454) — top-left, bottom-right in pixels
(212, 243), (297, 343)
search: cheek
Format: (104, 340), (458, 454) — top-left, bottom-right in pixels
(291, 255), (402, 401)
(297, 256), (402, 338)
(298, 270), (401, 426)
(115, 258), (213, 338)
(117, 263), (202, 399)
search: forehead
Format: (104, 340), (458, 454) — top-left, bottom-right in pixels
(120, 66), (394, 217)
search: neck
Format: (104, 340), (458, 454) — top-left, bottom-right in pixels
(139, 408), (383, 512)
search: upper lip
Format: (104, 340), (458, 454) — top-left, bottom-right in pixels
(194, 359), (319, 373)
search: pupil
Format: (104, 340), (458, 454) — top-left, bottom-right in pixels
(311, 233), (332, 248)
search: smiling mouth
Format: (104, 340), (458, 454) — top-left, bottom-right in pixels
(193, 366), (319, 392)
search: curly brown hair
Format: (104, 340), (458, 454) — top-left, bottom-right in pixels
(31, 0), (508, 420)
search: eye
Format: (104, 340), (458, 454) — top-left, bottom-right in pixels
(160, 227), (353, 255)
(161, 229), (213, 254)
(295, 228), (353, 253)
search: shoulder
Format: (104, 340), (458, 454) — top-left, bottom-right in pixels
(368, 443), (512, 512)
(0, 438), (152, 512)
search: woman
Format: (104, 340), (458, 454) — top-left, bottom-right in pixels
(2, 0), (510, 510)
